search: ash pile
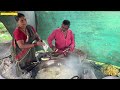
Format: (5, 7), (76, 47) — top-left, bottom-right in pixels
(0, 41), (11, 60)
(0, 41), (32, 79)
(0, 58), (32, 79)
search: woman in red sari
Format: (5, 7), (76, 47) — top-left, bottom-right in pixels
(12, 13), (45, 77)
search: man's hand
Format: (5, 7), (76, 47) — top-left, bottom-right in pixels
(63, 47), (70, 53)
(63, 47), (70, 56)
(52, 46), (58, 52)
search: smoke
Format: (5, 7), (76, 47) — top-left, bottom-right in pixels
(63, 53), (97, 79)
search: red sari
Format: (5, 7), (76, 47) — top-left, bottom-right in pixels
(12, 25), (39, 76)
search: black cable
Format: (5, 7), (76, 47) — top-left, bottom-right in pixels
(0, 55), (12, 60)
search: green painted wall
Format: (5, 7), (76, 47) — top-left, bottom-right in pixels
(36, 11), (120, 66)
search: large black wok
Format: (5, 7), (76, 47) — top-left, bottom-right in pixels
(34, 52), (97, 79)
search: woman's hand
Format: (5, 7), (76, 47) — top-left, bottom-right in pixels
(36, 41), (45, 46)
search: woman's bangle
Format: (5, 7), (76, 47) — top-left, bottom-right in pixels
(33, 43), (37, 47)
